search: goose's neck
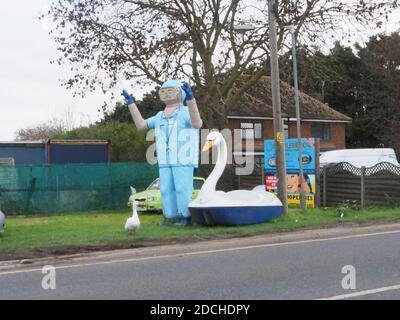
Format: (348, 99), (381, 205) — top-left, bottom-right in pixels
(200, 138), (227, 199)
(132, 205), (138, 218)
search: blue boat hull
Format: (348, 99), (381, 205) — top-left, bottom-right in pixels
(189, 205), (283, 226)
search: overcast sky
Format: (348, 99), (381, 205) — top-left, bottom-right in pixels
(0, 1), (399, 141)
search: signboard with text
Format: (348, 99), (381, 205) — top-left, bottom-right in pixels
(264, 138), (316, 208)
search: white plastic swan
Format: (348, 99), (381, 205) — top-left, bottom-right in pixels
(125, 187), (140, 232)
(190, 131), (282, 208)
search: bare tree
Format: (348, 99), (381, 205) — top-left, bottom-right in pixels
(43, 0), (398, 127)
(14, 107), (77, 141)
(15, 120), (67, 141)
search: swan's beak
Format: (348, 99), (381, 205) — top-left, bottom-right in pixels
(202, 140), (214, 152)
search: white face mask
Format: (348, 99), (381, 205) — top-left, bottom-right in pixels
(159, 87), (181, 104)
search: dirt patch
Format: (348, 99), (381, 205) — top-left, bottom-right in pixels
(0, 235), (225, 262)
(0, 240), (169, 262)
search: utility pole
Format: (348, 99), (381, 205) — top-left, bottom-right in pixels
(291, 26), (306, 209)
(268, 0), (288, 214)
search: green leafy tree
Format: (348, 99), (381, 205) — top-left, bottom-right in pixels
(279, 42), (366, 146)
(56, 122), (151, 162)
(279, 33), (400, 154)
(356, 33), (400, 153)
(101, 101), (132, 124)
(101, 88), (164, 124)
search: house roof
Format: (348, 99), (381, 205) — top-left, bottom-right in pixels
(0, 139), (111, 147)
(0, 141), (45, 147)
(229, 76), (352, 122)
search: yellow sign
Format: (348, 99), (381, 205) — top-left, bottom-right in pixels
(266, 174), (316, 208)
(276, 132), (284, 144)
(287, 194), (315, 208)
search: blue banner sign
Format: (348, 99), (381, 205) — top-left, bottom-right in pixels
(264, 138), (316, 174)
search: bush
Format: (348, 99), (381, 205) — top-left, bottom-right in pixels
(55, 122), (151, 162)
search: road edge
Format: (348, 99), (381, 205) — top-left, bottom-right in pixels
(1, 221), (400, 274)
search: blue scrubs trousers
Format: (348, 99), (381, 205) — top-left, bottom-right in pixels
(159, 166), (194, 219)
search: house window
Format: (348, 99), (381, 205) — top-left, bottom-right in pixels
(311, 123), (331, 141)
(240, 122), (262, 140)
(255, 155), (264, 168)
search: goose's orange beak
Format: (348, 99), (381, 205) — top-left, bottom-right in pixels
(202, 140), (214, 152)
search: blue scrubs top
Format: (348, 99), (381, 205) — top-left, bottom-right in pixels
(147, 106), (199, 168)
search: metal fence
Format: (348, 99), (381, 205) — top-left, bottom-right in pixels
(5, 159), (397, 214)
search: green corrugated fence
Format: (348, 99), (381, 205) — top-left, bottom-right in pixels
(0, 162), (158, 214)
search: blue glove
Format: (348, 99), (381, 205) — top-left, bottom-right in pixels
(121, 90), (135, 105)
(181, 82), (194, 100)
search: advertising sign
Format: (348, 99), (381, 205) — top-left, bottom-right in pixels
(264, 138), (316, 208)
(264, 138), (315, 174)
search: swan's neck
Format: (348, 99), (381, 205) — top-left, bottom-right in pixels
(199, 138), (227, 201)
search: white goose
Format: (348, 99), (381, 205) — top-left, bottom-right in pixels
(189, 131), (283, 225)
(125, 187), (141, 232)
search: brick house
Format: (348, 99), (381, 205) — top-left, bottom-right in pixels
(227, 76), (352, 166)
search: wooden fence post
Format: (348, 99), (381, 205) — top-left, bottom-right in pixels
(361, 166), (366, 209)
(261, 162), (265, 186)
(323, 166), (327, 207)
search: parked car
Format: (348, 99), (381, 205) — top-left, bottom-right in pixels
(320, 148), (399, 168)
(128, 177), (206, 212)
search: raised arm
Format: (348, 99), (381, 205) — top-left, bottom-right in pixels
(182, 82), (203, 129)
(121, 90), (148, 131)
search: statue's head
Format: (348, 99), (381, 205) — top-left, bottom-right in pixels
(159, 80), (186, 105)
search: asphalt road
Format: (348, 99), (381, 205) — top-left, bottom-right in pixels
(1, 230), (400, 300)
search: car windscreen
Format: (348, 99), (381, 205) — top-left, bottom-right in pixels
(148, 179), (160, 190)
(193, 179), (204, 189)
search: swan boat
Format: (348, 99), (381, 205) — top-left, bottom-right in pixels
(189, 131), (283, 226)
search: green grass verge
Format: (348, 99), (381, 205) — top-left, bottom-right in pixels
(1, 207), (400, 255)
